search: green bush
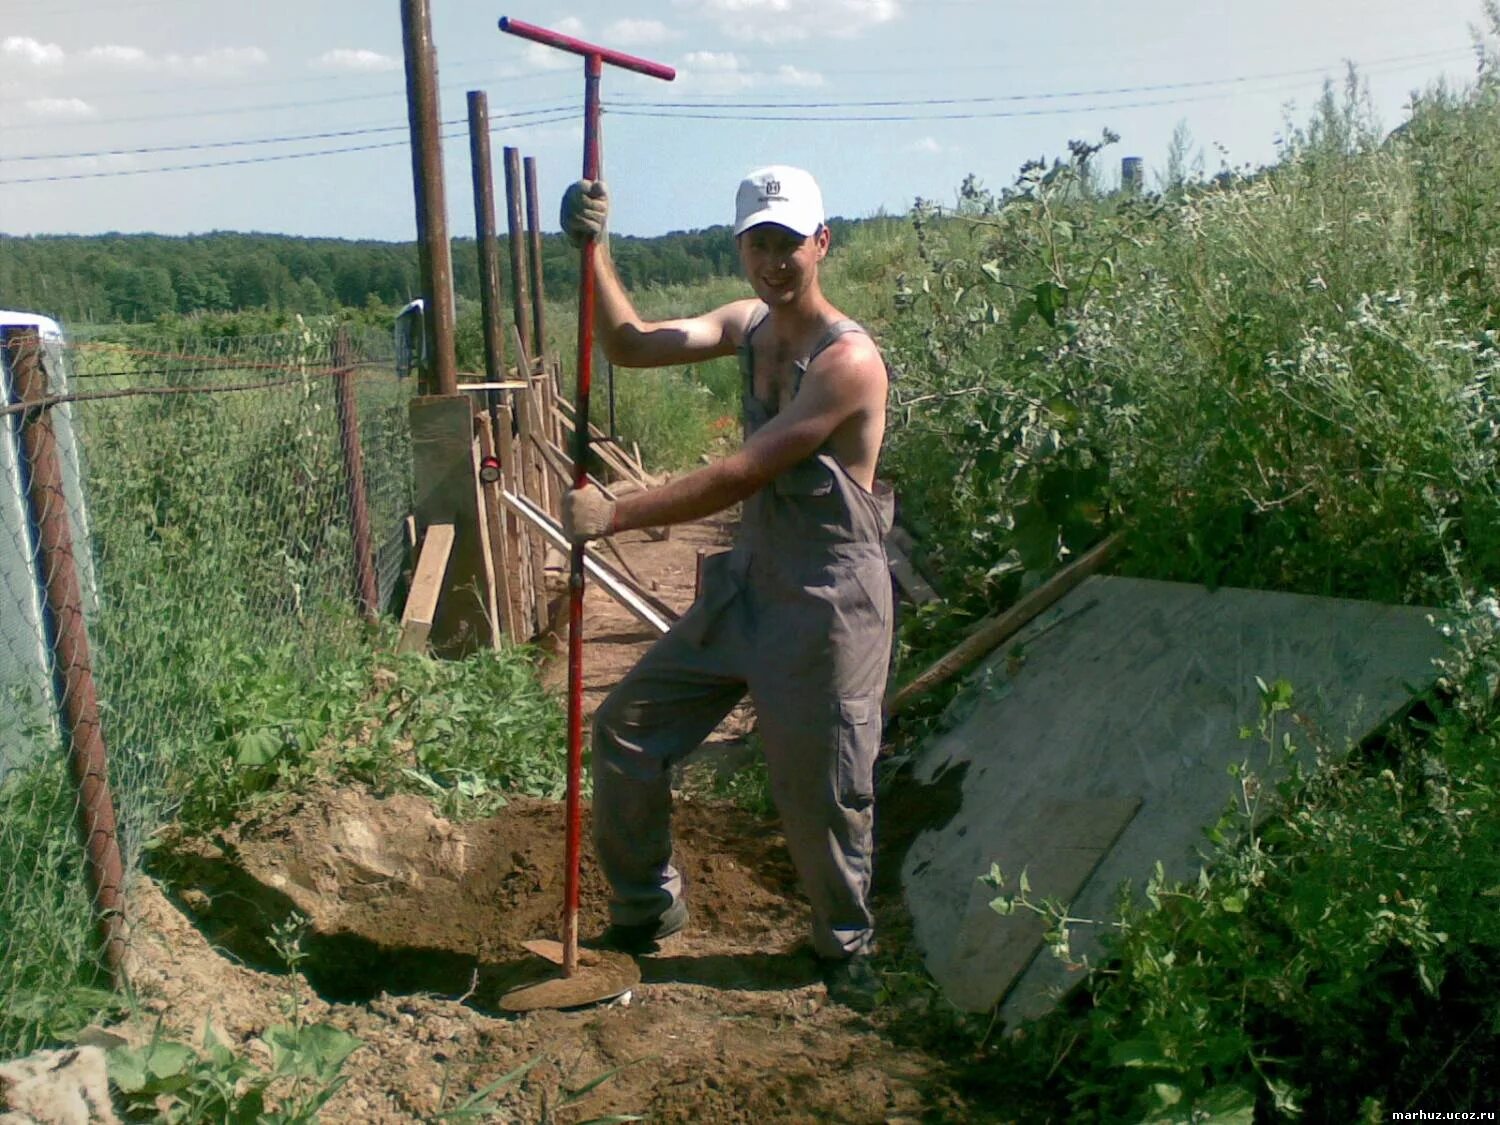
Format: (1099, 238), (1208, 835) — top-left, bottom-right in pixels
(881, 58), (1500, 680)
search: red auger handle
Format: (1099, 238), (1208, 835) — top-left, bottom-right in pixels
(498, 17), (677, 81)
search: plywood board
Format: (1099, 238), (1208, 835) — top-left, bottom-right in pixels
(409, 395), (498, 654)
(940, 797), (1140, 1013)
(900, 575), (1444, 1023)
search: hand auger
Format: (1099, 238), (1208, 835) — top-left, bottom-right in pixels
(498, 17), (675, 984)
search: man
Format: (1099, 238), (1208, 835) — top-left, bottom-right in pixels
(559, 166), (893, 1009)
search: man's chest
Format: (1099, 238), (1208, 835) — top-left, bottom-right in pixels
(746, 338), (804, 415)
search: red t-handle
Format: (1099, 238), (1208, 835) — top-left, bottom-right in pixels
(498, 17), (677, 81)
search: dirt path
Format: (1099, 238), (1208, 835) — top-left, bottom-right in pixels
(123, 518), (984, 1123)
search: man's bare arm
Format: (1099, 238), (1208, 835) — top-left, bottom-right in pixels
(593, 245), (756, 368)
(609, 337), (885, 532)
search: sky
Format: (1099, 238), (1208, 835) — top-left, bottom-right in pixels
(0, 0), (1494, 242)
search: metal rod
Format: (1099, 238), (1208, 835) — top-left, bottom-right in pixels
(556, 51), (605, 980)
(6, 328), (127, 985)
(401, 0), (458, 397)
(333, 329), (378, 620)
(498, 14), (675, 987)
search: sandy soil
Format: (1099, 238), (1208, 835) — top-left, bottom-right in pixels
(116, 519), (986, 1124)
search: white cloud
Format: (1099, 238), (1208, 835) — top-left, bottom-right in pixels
(683, 50), (743, 72)
(603, 18), (678, 46)
(911, 136), (942, 154)
(80, 45), (150, 68)
(3, 36), (66, 67)
(773, 64), (824, 87)
(674, 0), (898, 42)
(167, 46), (268, 75)
(25, 97), (96, 119)
(313, 48), (399, 73)
(523, 16), (585, 70)
(677, 52), (825, 93)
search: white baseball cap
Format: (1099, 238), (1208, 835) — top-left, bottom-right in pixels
(733, 165), (825, 237)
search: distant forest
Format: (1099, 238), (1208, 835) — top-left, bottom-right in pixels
(0, 218), (864, 325)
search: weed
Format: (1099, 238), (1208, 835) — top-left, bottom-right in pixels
(108, 912), (360, 1122)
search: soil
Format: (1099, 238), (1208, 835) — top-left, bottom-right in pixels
(119, 519), (988, 1124)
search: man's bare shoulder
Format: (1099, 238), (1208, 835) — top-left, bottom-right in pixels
(711, 298), (767, 347)
(809, 330), (888, 393)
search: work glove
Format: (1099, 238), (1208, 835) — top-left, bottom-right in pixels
(560, 179), (609, 248)
(562, 483), (617, 543)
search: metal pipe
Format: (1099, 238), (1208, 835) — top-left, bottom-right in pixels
(6, 328), (127, 984)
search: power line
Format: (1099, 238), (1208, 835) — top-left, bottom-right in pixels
(10, 104), (578, 162)
(1, 72), (578, 132)
(0, 114), (578, 186)
(604, 53), (1474, 124)
(615, 45), (1472, 108)
(0, 43), (1471, 186)
(39, 55), (580, 106)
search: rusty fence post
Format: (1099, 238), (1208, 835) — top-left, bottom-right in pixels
(5, 327), (126, 984)
(333, 329), (379, 620)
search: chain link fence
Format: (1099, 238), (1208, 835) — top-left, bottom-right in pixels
(0, 321), (412, 1055)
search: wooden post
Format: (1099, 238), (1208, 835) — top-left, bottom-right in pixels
(400, 0), (458, 397)
(467, 89), (510, 466)
(502, 147), (534, 365)
(523, 155), (548, 369)
(5, 328), (126, 984)
(333, 329), (378, 620)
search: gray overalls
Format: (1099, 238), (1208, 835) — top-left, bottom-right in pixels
(591, 308), (895, 958)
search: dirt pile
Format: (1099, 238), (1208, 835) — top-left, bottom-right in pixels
(127, 786), (965, 1122)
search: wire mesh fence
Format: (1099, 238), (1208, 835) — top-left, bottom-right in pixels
(0, 321), (411, 1055)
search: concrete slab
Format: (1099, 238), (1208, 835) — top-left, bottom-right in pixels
(899, 575), (1443, 1024)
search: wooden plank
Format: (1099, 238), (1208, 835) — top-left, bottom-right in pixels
(886, 532), (1123, 717)
(885, 524), (939, 605)
(457, 381), (529, 392)
(511, 398), (549, 636)
(496, 401), (535, 639)
(397, 523), (455, 654)
(476, 415), (516, 642)
(555, 406), (657, 489)
(502, 490), (672, 635)
(538, 422), (669, 544)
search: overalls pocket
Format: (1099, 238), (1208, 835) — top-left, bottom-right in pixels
(835, 695), (878, 811)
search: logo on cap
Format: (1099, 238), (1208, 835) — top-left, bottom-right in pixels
(763, 178), (782, 198)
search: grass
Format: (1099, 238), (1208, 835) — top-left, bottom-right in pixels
(0, 319), (564, 1058)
